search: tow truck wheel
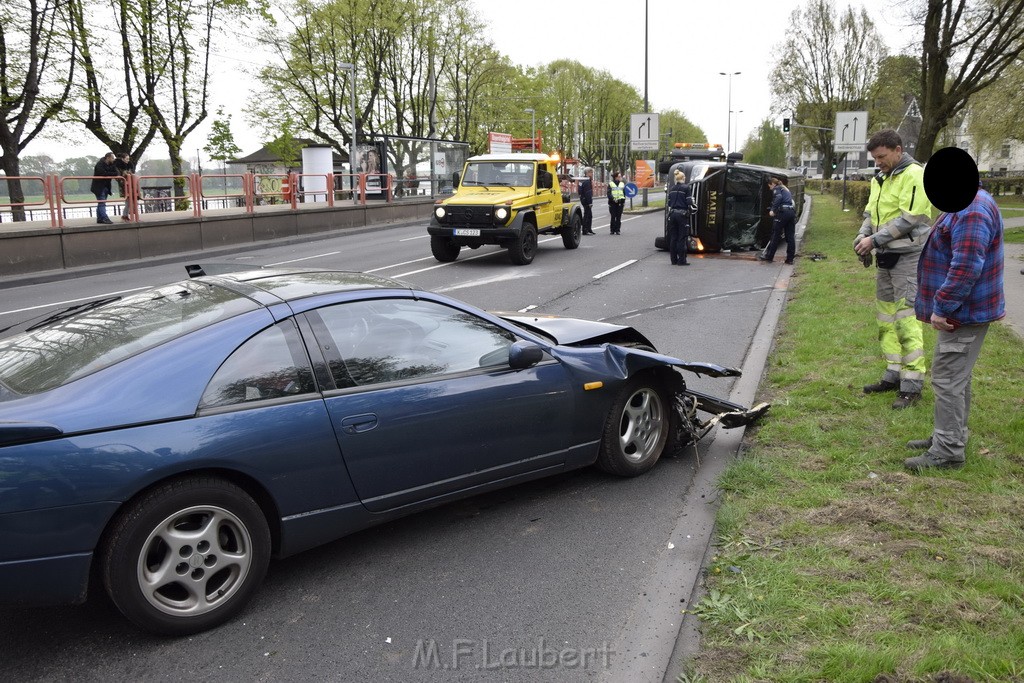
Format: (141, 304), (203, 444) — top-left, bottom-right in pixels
(509, 224), (537, 265)
(431, 236), (461, 262)
(561, 213), (582, 250)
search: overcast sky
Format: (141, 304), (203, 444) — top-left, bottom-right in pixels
(27, 0), (920, 163)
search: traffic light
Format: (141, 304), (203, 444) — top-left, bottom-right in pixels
(782, 118), (790, 133)
(832, 162), (838, 170)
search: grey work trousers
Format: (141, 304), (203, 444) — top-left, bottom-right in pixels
(928, 323), (990, 462)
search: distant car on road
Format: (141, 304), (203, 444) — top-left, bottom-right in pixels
(0, 267), (766, 635)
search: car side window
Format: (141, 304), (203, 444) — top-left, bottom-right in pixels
(312, 299), (517, 388)
(199, 320), (315, 410)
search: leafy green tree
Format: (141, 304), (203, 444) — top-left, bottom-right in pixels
(770, 0), (885, 172)
(867, 55), (922, 132)
(966, 60), (1024, 157)
(915, 0), (1024, 160)
(0, 0), (75, 220)
(742, 120), (787, 168)
(659, 110), (707, 149)
(204, 107), (243, 191)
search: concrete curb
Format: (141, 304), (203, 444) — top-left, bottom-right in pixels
(604, 198), (813, 682)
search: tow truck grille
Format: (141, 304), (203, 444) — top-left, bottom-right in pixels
(442, 205), (494, 227)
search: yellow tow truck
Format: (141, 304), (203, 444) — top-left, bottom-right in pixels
(427, 153), (584, 265)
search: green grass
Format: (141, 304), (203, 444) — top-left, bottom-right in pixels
(680, 194), (1024, 683)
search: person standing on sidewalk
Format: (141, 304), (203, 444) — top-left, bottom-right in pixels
(854, 129), (935, 410)
(91, 152), (119, 224)
(904, 147), (1005, 472)
(579, 167), (595, 235)
(757, 176), (796, 264)
(666, 169), (691, 265)
(607, 171), (626, 235)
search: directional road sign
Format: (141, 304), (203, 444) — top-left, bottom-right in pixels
(630, 113), (660, 152)
(834, 111), (868, 153)
(624, 182), (639, 198)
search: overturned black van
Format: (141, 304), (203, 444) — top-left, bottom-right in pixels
(655, 147), (804, 254)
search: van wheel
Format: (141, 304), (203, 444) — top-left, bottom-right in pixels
(561, 213), (582, 249)
(431, 236), (461, 262)
(509, 224), (537, 265)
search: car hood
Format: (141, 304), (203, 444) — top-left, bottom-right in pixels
(499, 313), (648, 346)
(499, 313), (741, 380)
(442, 188), (529, 205)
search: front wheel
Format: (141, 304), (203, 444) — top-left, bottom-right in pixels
(561, 212), (582, 249)
(101, 477), (271, 635)
(509, 223), (537, 265)
(595, 375), (670, 477)
(431, 236), (461, 262)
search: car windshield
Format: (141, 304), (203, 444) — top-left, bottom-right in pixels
(0, 281), (258, 396)
(461, 162), (535, 187)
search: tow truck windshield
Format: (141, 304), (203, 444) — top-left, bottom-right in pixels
(461, 162), (536, 187)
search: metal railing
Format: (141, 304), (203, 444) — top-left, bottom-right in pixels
(2, 171), (440, 226)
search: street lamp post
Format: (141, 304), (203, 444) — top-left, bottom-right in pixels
(524, 108), (536, 152)
(719, 71), (740, 153)
(731, 110), (743, 152)
(338, 62), (358, 203)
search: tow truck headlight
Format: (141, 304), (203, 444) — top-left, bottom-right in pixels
(434, 206), (446, 220)
(495, 206), (509, 221)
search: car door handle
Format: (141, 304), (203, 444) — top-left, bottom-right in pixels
(340, 414), (378, 434)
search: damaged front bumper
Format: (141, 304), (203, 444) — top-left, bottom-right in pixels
(672, 385), (770, 448)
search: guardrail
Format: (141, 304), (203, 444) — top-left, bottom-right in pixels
(2, 171), (439, 226)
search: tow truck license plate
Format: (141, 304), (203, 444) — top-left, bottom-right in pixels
(454, 228), (480, 236)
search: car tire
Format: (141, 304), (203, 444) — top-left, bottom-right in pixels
(561, 213), (582, 250)
(595, 375), (670, 477)
(101, 477), (271, 636)
(431, 236), (461, 262)
(509, 223), (537, 265)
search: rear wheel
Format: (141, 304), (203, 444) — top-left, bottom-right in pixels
(561, 213), (582, 249)
(431, 236), (461, 262)
(595, 375), (670, 477)
(101, 477), (271, 635)
(509, 223), (537, 265)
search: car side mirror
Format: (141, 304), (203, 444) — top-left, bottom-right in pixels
(508, 340), (544, 369)
(453, 172), (460, 188)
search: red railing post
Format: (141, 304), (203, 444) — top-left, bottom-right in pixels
(326, 173), (335, 207)
(289, 172), (299, 210)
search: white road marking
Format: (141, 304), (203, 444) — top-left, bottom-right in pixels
(518, 304), (539, 313)
(268, 251), (341, 266)
(593, 260), (638, 279)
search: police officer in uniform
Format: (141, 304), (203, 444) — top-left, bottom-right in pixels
(579, 167), (595, 234)
(666, 169), (691, 265)
(607, 171), (626, 235)
(757, 176), (796, 264)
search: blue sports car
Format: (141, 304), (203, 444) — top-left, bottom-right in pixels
(0, 267), (766, 635)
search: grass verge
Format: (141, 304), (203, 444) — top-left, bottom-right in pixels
(680, 194), (1024, 683)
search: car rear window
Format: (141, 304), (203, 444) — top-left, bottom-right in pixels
(0, 281), (258, 396)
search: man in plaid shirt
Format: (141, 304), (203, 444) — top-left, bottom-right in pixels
(905, 149), (1005, 472)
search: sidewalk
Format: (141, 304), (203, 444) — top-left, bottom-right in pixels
(1003, 233), (1024, 340)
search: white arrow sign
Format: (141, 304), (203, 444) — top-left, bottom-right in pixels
(630, 113), (660, 151)
(834, 111), (868, 152)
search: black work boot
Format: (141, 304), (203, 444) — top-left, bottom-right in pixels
(863, 379), (898, 394)
(904, 452), (964, 472)
(891, 392), (921, 410)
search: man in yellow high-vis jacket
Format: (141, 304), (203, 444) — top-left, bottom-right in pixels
(854, 129), (935, 410)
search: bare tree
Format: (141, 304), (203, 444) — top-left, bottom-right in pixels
(0, 0), (74, 220)
(770, 0), (886, 171)
(916, 0), (1024, 160)
(63, 0), (158, 163)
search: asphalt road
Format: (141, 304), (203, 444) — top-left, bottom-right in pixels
(0, 201), (785, 681)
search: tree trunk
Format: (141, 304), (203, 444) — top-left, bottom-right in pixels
(1, 153), (28, 222)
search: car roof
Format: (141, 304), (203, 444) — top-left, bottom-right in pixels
(466, 153), (549, 162)
(203, 268), (414, 303)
